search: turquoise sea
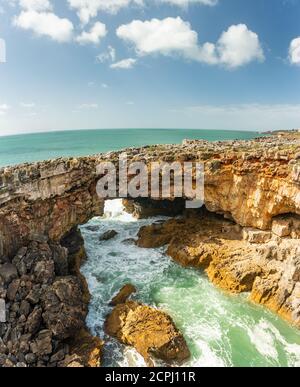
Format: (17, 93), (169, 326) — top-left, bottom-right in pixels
(0, 128), (259, 167)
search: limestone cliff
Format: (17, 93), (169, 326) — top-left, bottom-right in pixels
(0, 131), (299, 260)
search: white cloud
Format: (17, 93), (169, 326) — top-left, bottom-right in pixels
(19, 0), (52, 11)
(96, 46), (116, 63)
(101, 83), (109, 88)
(110, 58), (136, 69)
(67, 0), (144, 24)
(159, 0), (218, 6)
(66, 0), (218, 24)
(216, 24), (264, 68)
(20, 102), (36, 108)
(289, 37), (300, 65)
(117, 17), (264, 68)
(76, 21), (107, 45)
(14, 11), (74, 42)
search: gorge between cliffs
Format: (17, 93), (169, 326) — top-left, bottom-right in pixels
(0, 131), (300, 367)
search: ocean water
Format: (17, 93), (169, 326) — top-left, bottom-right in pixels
(80, 200), (300, 368)
(0, 128), (259, 167)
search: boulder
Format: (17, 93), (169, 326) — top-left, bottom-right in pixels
(67, 329), (103, 368)
(42, 277), (87, 340)
(99, 230), (118, 241)
(0, 263), (18, 285)
(31, 330), (53, 356)
(109, 284), (137, 306)
(105, 301), (190, 366)
(26, 307), (42, 335)
(272, 219), (291, 237)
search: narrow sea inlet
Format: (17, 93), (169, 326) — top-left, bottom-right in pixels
(80, 200), (300, 368)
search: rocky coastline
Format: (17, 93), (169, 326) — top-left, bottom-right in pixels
(0, 130), (300, 367)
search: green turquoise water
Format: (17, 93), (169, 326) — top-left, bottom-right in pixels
(0, 129), (259, 167)
(80, 200), (300, 368)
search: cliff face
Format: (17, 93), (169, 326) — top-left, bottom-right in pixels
(137, 212), (300, 328)
(0, 131), (299, 259)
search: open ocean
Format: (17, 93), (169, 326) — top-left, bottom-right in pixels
(0, 128), (259, 167)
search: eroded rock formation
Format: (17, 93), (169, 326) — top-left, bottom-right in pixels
(0, 131), (299, 259)
(105, 301), (190, 366)
(137, 210), (300, 328)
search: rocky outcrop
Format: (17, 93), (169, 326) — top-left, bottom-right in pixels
(109, 284), (137, 306)
(105, 301), (190, 366)
(0, 131), (299, 260)
(0, 235), (103, 367)
(137, 210), (300, 328)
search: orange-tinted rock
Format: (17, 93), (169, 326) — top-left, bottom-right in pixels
(109, 284), (137, 306)
(67, 329), (104, 368)
(105, 301), (190, 366)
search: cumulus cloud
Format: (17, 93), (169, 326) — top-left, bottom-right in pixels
(76, 21), (107, 45)
(116, 17), (264, 68)
(110, 58), (136, 69)
(14, 10), (74, 42)
(67, 0), (144, 24)
(216, 24), (264, 68)
(19, 0), (52, 11)
(289, 37), (300, 65)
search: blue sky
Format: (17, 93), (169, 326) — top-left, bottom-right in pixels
(0, 0), (299, 135)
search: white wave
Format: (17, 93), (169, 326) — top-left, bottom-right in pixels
(247, 320), (279, 360)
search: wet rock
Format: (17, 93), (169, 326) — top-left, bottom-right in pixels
(122, 238), (137, 245)
(105, 301), (190, 366)
(99, 230), (118, 241)
(109, 284), (137, 306)
(85, 225), (99, 232)
(0, 264), (18, 285)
